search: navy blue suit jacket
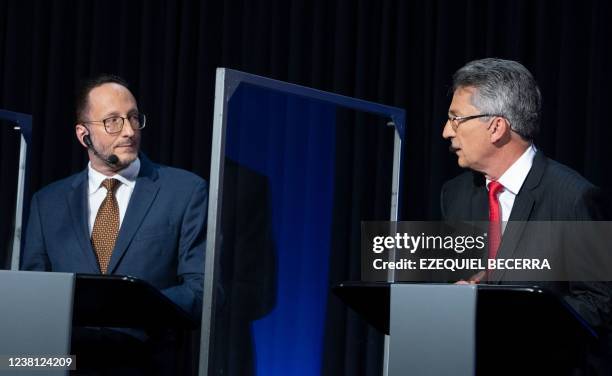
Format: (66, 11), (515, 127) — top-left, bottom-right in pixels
(21, 155), (207, 319)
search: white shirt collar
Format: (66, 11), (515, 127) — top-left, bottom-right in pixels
(88, 158), (140, 195)
(486, 145), (536, 194)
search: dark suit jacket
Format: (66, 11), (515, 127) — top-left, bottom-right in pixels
(441, 151), (612, 374)
(21, 154), (208, 319)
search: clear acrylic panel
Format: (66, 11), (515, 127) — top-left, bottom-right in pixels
(0, 110), (31, 271)
(201, 69), (405, 376)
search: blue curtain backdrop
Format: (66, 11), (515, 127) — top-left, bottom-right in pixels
(225, 84), (336, 375)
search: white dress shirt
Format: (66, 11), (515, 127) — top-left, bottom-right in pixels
(486, 145), (536, 233)
(87, 158), (140, 234)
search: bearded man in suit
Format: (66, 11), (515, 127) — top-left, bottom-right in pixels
(22, 75), (207, 374)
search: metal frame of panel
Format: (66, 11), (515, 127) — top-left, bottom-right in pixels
(0, 109), (32, 270)
(199, 69), (406, 376)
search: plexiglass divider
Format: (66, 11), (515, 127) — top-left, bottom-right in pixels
(0, 109), (31, 271)
(200, 69), (406, 376)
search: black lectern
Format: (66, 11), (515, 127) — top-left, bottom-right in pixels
(73, 274), (197, 329)
(72, 274), (198, 374)
(334, 282), (596, 375)
(0, 271), (197, 375)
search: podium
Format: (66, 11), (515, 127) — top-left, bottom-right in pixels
(0, 271), (195, 375)
(334, 282), (596, 375)
(73, 273), (197, 329)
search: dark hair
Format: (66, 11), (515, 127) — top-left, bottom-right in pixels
(75, 74), (131, 123)
(452, 58), (541, 141)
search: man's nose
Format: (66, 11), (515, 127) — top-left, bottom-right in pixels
(121, 119), (135, 137)
(442, 121), (454, 139)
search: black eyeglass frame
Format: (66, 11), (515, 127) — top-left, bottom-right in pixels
(81, 113), (146, 134)
(446, 113), (504, 131)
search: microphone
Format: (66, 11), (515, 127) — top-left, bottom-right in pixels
(83, 135), (119, 166)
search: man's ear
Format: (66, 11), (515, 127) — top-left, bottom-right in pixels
(490, 117), (511, 143)
(75, 124), (89, 148)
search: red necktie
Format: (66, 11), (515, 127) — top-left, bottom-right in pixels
(487, 181), (504, 260)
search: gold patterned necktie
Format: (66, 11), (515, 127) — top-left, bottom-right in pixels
(91, 178), (121, 274)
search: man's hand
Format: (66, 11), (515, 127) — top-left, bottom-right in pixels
(455, 271), (485, 285)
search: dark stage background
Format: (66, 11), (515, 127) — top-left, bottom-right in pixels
(1, 0), (612, 375)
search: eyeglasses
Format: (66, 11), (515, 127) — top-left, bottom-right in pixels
(82, 113), (146, 134)
(446, 113), (502, 131)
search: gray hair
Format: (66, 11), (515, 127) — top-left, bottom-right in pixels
(452, 58), (541, 140)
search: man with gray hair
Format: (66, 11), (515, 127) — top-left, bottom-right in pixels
(441, 58), (611, 373)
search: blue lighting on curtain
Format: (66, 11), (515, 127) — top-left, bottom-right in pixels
(225, 84), (336, 375)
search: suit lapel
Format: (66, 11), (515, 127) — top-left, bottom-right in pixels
(67, 170), (101, 272)
(490, 151), (546, 282)
(107, 157), (160, 274)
